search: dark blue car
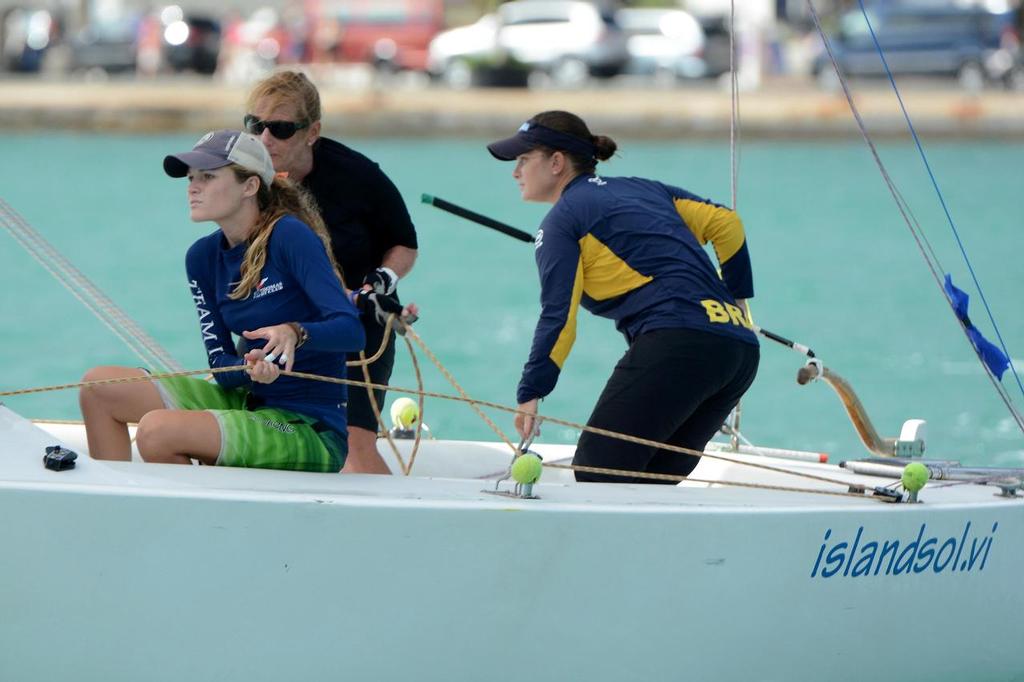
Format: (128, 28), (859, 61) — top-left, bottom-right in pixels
(813, 3), (1022, 90)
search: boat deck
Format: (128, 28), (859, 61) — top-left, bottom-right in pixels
(4, 407), (1015, 512)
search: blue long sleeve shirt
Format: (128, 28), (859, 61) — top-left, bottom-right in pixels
(517, 174), (758, 405)
(186, 215), (365, 435)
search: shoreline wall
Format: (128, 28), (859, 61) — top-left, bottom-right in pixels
(1, 79), (1022, 138)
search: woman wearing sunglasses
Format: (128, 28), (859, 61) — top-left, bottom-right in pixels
(245, 70), (418, 476)
(81, 131), (414, 471)
(488, 111), (760, 484)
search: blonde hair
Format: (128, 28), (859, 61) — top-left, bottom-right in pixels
(227, 165), (343, 300)
(246, 70), (321, 124)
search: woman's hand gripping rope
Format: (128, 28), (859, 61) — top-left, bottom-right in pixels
(243, 347), (282, 384)
(242, 322), (303, 378)
(239, 291), (419, 382)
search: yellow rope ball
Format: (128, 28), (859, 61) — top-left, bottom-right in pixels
(901, 462), (929, 494)
(389, 397), (419, 429)
(511, 453), (543, 485)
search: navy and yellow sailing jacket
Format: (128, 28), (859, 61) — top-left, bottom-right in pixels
(517, 173), (758, 404)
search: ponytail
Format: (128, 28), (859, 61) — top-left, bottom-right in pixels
(227, 167), (343, 300)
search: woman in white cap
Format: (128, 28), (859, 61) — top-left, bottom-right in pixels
(79, 130), (415, 472)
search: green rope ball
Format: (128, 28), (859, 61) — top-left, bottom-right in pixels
(901, 462), (929, 494)
(389, 397), (419, 429)
(511, 453), (543, 485)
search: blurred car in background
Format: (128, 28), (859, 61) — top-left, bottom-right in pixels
(1014, 45), (1024, 89)
(426, 12), (499, 85)
(1, 6), (54, 72)
(67, 13), (137, 74)
(616, 7), (706, 81)
(323, 0), (443, 71)
(161, 8), (221, 75)
(696, 13), (734, 79)
(427, 0), (629, 88)
(67, 5), (220, 76)
(812, 3), (1022, 90)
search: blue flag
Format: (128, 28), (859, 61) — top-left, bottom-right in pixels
(944, 274), (1010, 379)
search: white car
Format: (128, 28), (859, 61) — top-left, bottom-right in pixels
(427, 0), (629, 87)
(616, 8), (707, 81)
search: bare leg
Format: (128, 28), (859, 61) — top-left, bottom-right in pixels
(341, 425), (392, 474)
(136, 409), (222, 465)
(79, 366), (166, 461)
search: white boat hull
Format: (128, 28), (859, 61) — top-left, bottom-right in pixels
(1, 406), (1022, 681)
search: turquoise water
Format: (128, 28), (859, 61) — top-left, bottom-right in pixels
(1, 132), (1022, 465)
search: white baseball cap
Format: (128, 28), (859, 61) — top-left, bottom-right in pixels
(163, 130), (276, 187)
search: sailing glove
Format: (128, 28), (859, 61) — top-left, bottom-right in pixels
(364, 266), (398, 296)
(353, 290), (417, 334)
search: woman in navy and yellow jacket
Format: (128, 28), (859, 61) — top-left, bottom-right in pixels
(488, 111), (759, 483)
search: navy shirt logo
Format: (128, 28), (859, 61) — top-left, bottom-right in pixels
(251, 278), (284, 300)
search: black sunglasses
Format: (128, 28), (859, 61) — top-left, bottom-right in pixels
(244, 114), (309, 140)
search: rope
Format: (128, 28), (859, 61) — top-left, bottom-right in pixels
(855, 0), (1024, 405)
(512, 406), (853, 488)
(338, 316), (400, 473)
(360, 347), (407, 475)
(398, 325), (518, 454)
(345, 314), (393, 367)
(356, 322), (427, 476)
(399, 331), (427, 474)
(547, 463), (875, 499)
(4, 364), (884, 498)
(806, 0), (1024, 436)
(0, 347), (856, 492)
(0, 366), (235, 396)
(0, 198), (182, 373)
(2, 314), (889, 498)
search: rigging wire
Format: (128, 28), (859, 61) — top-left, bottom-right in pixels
(854, 0), (1024, 403)
(0, 199), (182, 373)
(725, 0), (747, 449)
(806, 1), (1024, 436)
(729, 0), (740, 210)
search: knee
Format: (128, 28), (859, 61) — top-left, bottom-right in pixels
(79, 366), (107, 404)
(81, 365), (129, 385)
(136, 410), (177, 462)
(79, 366), (133, 406)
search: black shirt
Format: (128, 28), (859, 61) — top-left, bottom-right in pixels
(302, 137), (417, 289)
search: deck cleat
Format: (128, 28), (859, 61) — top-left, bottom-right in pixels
(510, 453), (543, 498)
(488, 428), (543, 499)
(870, 486), (904, 503)
(487, 453), (543, 499)
(990, 478), (1022, 498)
(388, 423), (431, 440)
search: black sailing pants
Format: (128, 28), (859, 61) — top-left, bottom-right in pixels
(574, 328), (760, 484)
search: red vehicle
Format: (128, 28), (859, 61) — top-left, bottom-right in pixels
(310, 0), (443, 71)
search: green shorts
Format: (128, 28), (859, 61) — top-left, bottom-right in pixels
(155, 375), (347, 473)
